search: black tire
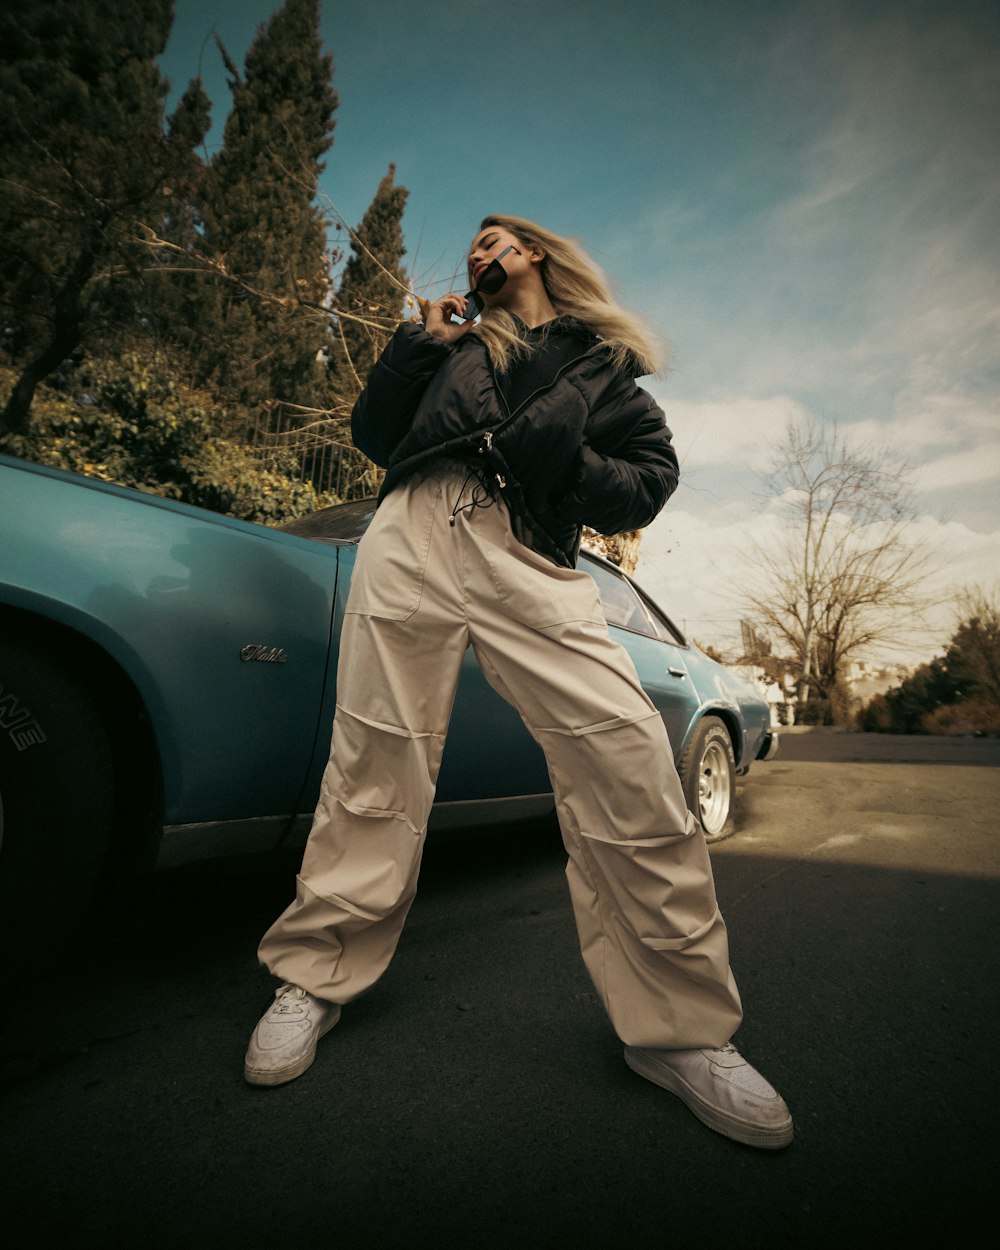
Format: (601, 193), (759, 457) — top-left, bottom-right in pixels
(678, 715), (736, 840)
(0, 636), (114, 960)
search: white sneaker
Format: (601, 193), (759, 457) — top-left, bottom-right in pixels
(624, 1042), (793, 1149)
(244, 984), (341, 1087)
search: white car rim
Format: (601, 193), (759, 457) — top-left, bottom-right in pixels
(697, 740), (731, 834)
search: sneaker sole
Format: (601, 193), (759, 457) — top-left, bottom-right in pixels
(624, 1046), (794, 1150)
(244, 1006), (341, 1087)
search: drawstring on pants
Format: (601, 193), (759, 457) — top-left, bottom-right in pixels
(448, 467), (499, 526)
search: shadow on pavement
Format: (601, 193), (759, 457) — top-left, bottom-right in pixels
(1, 815), (996, 1248)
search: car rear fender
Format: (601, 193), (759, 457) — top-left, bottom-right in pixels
(1, 460), (340, 825)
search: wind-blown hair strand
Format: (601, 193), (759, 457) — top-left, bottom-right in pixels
(470, 214), (665, 377)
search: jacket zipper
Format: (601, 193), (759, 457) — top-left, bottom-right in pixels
(478, 343), (600, 474)
(479, 429), (506, 487)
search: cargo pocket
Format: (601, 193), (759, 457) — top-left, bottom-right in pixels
(482, 506), (607, 630)
(344, 484), (437, 621)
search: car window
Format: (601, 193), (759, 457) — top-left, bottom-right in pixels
(584, 557), (687, 646)
(634, 587), (686, 646)
(585, 559), (662, 640)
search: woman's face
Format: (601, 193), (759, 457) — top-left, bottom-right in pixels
(466, 225), (539, 297)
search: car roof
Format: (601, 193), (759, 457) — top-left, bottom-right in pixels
(278, 498), (377, 544)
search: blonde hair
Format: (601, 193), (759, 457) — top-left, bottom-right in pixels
(470, 214), (664, 377)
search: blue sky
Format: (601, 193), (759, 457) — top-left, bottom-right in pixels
(160, 0), (1000, 662)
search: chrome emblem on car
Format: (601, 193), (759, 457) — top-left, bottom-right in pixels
(240, 644), (288, 664)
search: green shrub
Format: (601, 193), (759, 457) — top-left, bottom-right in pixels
(859, 657), (961, 734)
(798, 698), (834, 726)
(859, 695), (893, 733)
(922, 699), (1000, 736)
(0, 356), (337, 525)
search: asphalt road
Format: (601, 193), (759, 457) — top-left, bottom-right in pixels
(2, 731), (998, 1248)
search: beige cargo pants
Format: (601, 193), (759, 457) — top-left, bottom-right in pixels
(258, 463), (743, 1048)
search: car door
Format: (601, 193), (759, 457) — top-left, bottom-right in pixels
(582, 557), (701, 757)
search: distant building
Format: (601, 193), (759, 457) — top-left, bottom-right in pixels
(723, 658), (912, 726)
(844, 659), (912, 705)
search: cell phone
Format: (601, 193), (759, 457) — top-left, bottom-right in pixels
(461, 289), (485, 321)
(456, 245), (517, 321)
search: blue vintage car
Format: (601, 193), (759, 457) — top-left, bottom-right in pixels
(0, 452), (776, 949)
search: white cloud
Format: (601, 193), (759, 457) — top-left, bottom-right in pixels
(844, 392), (1000, 492)
(647, 389), (810, 474)
(636, 508), (772, 654)
(649, 388), (1000, 536)
(635, 504), (1000, 668)
(910, 446), (1000, 494)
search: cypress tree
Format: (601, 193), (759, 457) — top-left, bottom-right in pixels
(316, 165), (409, 499)
(0, 0), (208, 436)
(135, 76), (213, 373)
(330, 164), (409, 388)
(200, 0), (337, 428)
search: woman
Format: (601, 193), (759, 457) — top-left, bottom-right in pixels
(245, 216), (793, 1150)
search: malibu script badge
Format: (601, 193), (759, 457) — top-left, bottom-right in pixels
(240, 644), (288, 664)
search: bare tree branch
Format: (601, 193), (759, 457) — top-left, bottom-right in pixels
(739, 417), (933, 704)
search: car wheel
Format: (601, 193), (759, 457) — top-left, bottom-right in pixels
(0, 637), (114, 960)
(678, 716), (736, 839)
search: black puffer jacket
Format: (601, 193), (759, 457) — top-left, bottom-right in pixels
(351, 320), (679, 568)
